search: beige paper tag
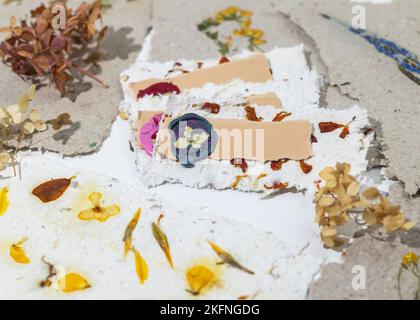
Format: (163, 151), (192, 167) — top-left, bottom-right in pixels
(129, 54), (273, 95)
(155, 117), (313, 162)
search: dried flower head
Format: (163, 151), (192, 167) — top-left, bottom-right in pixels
(315, 163), (415, 249)
(0, 1), (108, 96)
(78, 192), (120, 222)
(402, 252), (419, 267)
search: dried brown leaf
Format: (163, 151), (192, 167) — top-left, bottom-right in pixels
(32, 177), (74, 203)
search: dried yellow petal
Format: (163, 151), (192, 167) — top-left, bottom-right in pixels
(119, 111), (129, 120)
(207, 240), (254, 275)
(18, 91), (31, 112)
(326, 179), (337, 190)
(132, 247), (148, 285)
(318, 196), (335, 207)
(364, 210), (378, 225)
(34, 120), (47, 132)
(10, 237), (30, 264)
(346, 181), (360, 197)
(89, 192), (102, 207)
(28, 110), (40, 122)
(23, 121), (35, 134)
(11, 112), (23, 124)
(186, 265), (214, 295)
(383, 214), (405, 232)
(123, 208), (141, 257)
(319, 167), (336, 180)
(152, 222), (174, 268)
(321, 227), (337, 238)
(363, 187), (380, 200)
(402, 220), (416, 231)
(0, 187), (9, 216)
(59, 273), (91, 293)
(95, 205), (120, 222)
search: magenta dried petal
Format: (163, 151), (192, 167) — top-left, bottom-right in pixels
(140, 113), (163, 157)
(137, 82), (181, 99)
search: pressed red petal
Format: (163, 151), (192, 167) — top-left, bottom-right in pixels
(270, 159), (289, 171)
(318, 122), (344, 133)
(137, 82), (181, 99)
(299, 160), (313, 174)
(231, 159), (248, 174)
(202, 102), (221, 114)
(219, 56), (230, 64)
(339, 127), (350, 139)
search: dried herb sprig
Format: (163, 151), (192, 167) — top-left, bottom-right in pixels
(0, 85), (46, 176)
(397, 252), (420, 300)
(0, 0), (109, 97)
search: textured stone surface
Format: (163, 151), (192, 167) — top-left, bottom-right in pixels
(271, 0), (420, 300)
(149, 0), (326, 70)
(307, 236), (420, 300)
(0, 0), (152, 155)
(275, 0), (420, 195)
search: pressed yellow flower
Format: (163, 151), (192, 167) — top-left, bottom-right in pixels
(225, 6), (240, 15)
(240, 18), (251, 29)
(215, 13), (225, 23)
(78, 192), (120, 222)
(10, 237), (30, 264)
(186, 265), (215, 296)
(251, 38), (267, 46)
(240, 10), (253, 17)
(233, 28), (245, 37)
(402, 252), (419, 266)
(245, 29), (264, 39)
(0, 187), (9, 216)
(59, 273), (91, 293)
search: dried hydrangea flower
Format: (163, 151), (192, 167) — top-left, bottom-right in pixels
(315, 163), (415, 249)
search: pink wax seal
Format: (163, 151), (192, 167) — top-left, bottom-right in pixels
(140, 113), (163, 157)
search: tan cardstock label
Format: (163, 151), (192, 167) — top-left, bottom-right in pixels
(155, 117), (313, 162)
(246, 93), (281, 108)
(129, 53), (273, 95)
